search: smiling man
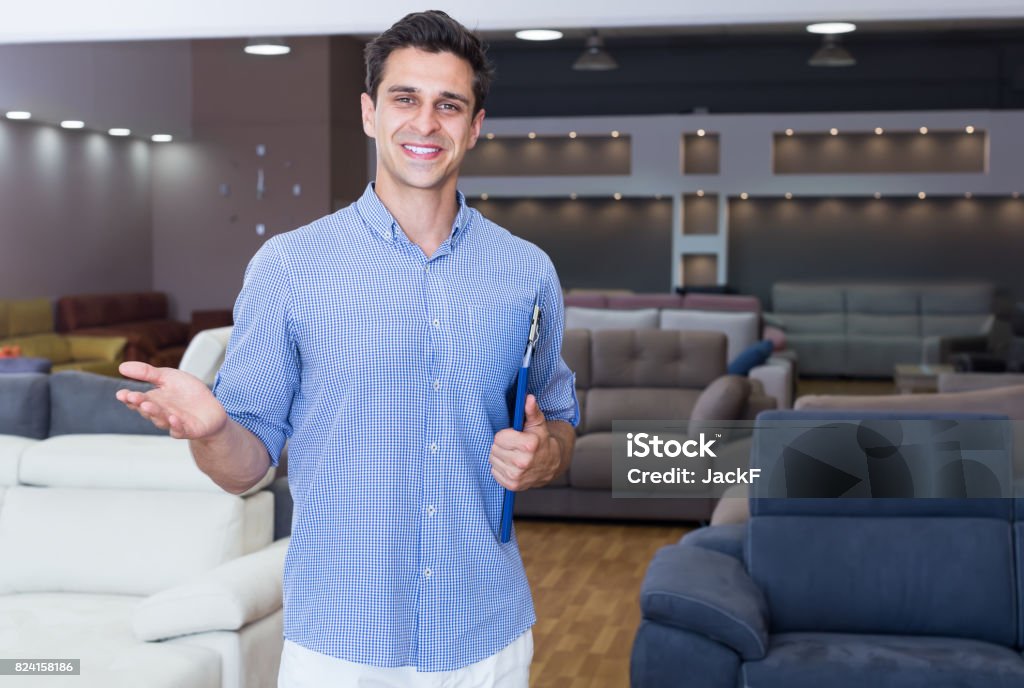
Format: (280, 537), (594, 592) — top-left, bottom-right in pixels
(116, 10), (578, 687)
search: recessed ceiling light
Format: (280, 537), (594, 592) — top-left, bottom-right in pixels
(874, 192), (882, 199)
(830, 128), (839, 136)
(806, 22), (857, 35)
(244, 37), (290, 56)
(655, 194), (662, 200)
(740, 192), (749, 200)
(785, 128), (794, 136)
(570, 193), (578, 200)
(613, 192), (622, 200)
(527, 132), (536, 139)
(108, 128), (131, 137)
(965, 125), (975, 134)
(697, 129), (706, 137)
(569, 131), (577, 139)
(610, 130), (620, 138)
(480, 193), (489, 200)
(1014, 192), (1021, 199)
(151, 134), (173, 143)
(785, 192), (793, 200)
(485, 133), (495, 140)
(515, 29), (563, 41)
(964, 192), (973, 199)
(60, 120), (84, 129)
(918, 192), (927, 200)
(874, 127), (884, 135)
(919, 126), (928, 135)
(5, 111), (31, 120)
(696, 189), (705, 197)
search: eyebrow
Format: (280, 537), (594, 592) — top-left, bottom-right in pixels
(386, 85), (470, 106)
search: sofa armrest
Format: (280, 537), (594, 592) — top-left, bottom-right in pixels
(133, 538), (288, 641)
(640, 543), (768, 660)
(65, 335), (127, 363)
(750, 357), (793, 409)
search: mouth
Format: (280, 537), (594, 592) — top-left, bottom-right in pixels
(401, 143), (443, 160)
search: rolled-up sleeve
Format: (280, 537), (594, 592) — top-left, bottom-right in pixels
(212, 239), (299, 466)
(529, 258), (580, 428)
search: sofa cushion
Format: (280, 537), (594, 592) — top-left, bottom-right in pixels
(0, 486), (245, 595)
(0, 435), (37, 486)
(777, 313), (845, 335)
(565, 306), (658, 331)
(591, 330), (726, 389)
(0, 593), (221, 688)
(5, 298), (54, 336)
(728, 341), (773, 376)
(921, 313), (993, 337)
(772, 284), (844, 313)
(560, 329), (591, 389)
(846, 313), (919, 336)
(742, 633), (1024, 688)
(689, 376), (751, 438)
(0, 373), (49, 439)
(58, 292), (170, 330)
(845, 285), (918, 314)
(585, 388), (702, 434)
(660, 310), (759, 361)
(0, 333), (72, 364)
(919, 284), (993, 315)
(49, 371), (166, 436)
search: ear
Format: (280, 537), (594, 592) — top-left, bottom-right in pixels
(360, 92), (377, 139)
(467, 108), (485, 150)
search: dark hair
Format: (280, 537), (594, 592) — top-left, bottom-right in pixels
(364, 10), (494, 115)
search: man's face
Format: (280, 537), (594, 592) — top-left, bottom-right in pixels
(361, 47), (485, 194)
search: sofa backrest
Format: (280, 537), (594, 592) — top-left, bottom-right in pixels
(659, 309), (759, 361)
(746, 409), (1017, 648)
(0, 373), (50, 439)
(0, 298), (54, 339)
(566, 306), (659, 330)
(583, 329), (726, 433)
(178, 326), (233, 386)
(57, 292), (169, 331)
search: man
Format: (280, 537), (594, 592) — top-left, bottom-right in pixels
(116, 9), (579, 687)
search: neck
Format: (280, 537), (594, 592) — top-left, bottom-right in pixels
(374, 174), (460, 257)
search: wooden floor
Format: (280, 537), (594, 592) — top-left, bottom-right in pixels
(516, 519), (692, 687)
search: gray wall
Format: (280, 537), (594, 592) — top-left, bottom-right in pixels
(0, 119), (153, 300)
(474, 197), (672, 292)
(727, 196), (1024, 308)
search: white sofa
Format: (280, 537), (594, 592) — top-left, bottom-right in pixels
(0, 432), (285, 688)
(566, 306), (795, 408)
(179, 326), (234, 386)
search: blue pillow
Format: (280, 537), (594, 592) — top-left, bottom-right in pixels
(727, 339), (774, 376)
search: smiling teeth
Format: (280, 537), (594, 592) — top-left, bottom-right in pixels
(404, 145), (440, 154)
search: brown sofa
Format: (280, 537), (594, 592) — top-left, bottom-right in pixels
(514, 328), (777, 522)
(56, 292), (190, 368)
(0, 298), (126, 376)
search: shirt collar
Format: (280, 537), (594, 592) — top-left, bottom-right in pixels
(355, 182), (472, 247)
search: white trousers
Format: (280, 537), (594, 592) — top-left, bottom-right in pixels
(278, 630), (533, 688)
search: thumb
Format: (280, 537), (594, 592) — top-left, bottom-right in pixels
(523, 394), (546, 430)
(119, 361), (164, 385)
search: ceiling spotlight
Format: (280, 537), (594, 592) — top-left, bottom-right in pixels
(527, 132), (537, 139)
(830, 128), (839, 136)
(874, 192), (882, 199)
(809, 34), (856, 67)
(60, 120), (84, 129)
(696, 189), (705, 197)
(244, 37), (290, 56)
(1014, 192), (1021, 199)
(740, 192), (749, 200)
(573, 31), (618, 71)
(785, 192), (793, 200)
(480, 192), (489, 200)
(515, 29), (563, 41)
(613, 192), (622, 200)
(151, 134), (173, 143)
(108, 128), (131, 137)
(610, 130), (620, 138)
(874, 127), (884, 135)
(918, 192), (927, 200)
(655, 194), (663, 200)
(965, 125), (975, 134)
(919, 126), (928, 135)
(485, 133), (495, 140)
(5, 111), (31, 120)
(964, 192), (973, 199)
(570, 192), (578, 200)
(785, 128), (794, 136)
(806, 22), (857, 34)
(569, 131), (577, 139)
(697, 129), (706, 137)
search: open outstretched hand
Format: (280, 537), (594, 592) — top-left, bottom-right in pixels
(115, 361), (228, 440)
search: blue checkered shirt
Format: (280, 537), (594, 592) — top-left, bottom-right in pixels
(213, 183), (579, 671)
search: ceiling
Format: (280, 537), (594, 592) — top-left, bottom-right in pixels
(4, 0), (1024, 44)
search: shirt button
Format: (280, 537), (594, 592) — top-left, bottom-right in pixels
(432, 318), (440, 328)
(424, 265), (430, 273)
(429, 442), (438, 453)
(423, 567), (433, 579)
(433, 380), (441, 391)
(426, 505), (436, 516)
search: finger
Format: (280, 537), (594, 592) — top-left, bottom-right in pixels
(523, 395), (546, 428)
(490, 445), (530, 471)
(493, 429), (540, 454)
(139, 400), (172, 426)
(119, 361), (164, 385)
(490, 464), (520, 491)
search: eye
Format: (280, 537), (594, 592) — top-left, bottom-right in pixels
(439, 102), (460, 112)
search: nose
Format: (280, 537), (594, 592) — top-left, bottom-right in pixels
(409, 102), (441, 136)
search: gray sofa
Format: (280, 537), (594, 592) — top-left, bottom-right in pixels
(515, 328), (777, 522)
(767, 282), (993, 377)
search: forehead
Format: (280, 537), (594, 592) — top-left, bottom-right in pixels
(378, 47), (474, 102)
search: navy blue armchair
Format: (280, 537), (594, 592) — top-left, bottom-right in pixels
(632, 411), (1024, 687)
